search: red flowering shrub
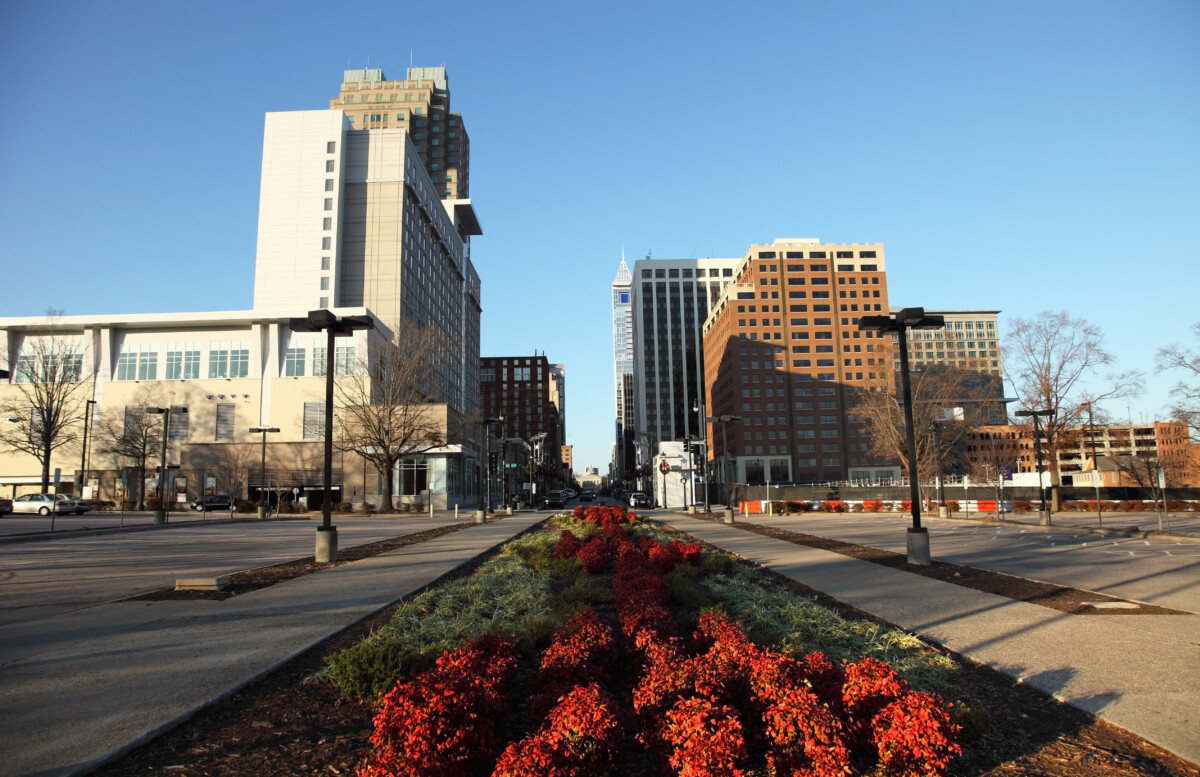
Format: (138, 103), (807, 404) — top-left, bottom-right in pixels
(648, 541), (684, 573)
(361, 635), (518, 777)
(843, 657), (909, 746)
(762, 684), (850, 777)
(572, 505), (587, 520)
(531, 609), (622, 715)
(872, 691), (962, 777)
(690, 611), (759, 707)
(551, 530), (583, 559)
(797, 650), (847, 710)
(492, 683), (621, 777)
(574, 536), (610, 573)
(664, 697), (747, 777)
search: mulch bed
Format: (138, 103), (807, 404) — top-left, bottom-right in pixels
(91, 513), (1200, 777)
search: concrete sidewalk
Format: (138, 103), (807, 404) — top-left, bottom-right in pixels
(0, 513), (547, 777)
(664, 515), (1200, 766)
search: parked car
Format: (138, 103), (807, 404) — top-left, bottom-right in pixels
(190, 495), (233, 512)
(542, 491), (567, 510)
(12, 493), (76, 515)
(629, 492), (652, 508)
(61, 494), (91, 515)
(579, 491), (595, 502)
(0, 497), (11, 516)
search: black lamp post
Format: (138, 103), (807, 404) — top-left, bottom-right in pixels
(289, 309), (374, 563)
(691, 398), (711, 514)
(249, 426), (280, 519)
(1084, 403), (1103, 527)
(480, 416), (504, 519)
(146, 406), (188, 524)
(705, 414), (743, 515)
(858, 307), (945, 565)
(1015, 408), (1054, 525)
(80, 399), (96, 500)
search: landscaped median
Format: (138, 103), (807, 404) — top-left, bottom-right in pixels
(318, 504), (964, 776)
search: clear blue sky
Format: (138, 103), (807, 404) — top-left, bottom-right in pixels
(2, 1), (1197, 472)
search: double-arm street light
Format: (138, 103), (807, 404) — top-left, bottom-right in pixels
(705, 413), (743, 517)
(249, 426), (280, 519)
(858, 306), (945, 565)
(289, 309), (374, 563)
(1015, 408), (1054, 525)
(146, 405), (188, 524)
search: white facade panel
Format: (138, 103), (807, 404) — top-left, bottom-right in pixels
(253, 111), (350, 314)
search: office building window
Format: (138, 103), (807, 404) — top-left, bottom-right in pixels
(137, 344), (157, 381)
(322, 237), (331, 250)
(115, 349), (137, 381)
(326, 141), (336, 153)
(284, 346), (305, 377)
(321, 256), (330, 270)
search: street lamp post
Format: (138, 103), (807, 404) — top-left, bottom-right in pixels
(1084, 403), (1103, 527)
(692, 398), (711, 514)
(249, 426), (280, 519)
(80, 399), (96, 500)
(146, 406), (188, 524)
(705, 414), (743, 519)
(289, 309), (374, 563)
(1016, 408), (1054, 525)
(479, 416), (504, 521)
(858, 307), (945, 565)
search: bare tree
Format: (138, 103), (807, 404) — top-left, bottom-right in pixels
(95, 387), (168, 510)
(965, 428), (1022, 518)
(333, 322), (447, 513)
(1111, 450), (1186, 532)
(1004, 311), (1143, 510)
(210, 444), (255, 504)
(1156, 323), (1200, 442)
(0, 311), (92, 493)
(856, 365), (1000, 502)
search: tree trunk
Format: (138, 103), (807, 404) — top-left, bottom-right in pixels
(376, 458), (397, 513)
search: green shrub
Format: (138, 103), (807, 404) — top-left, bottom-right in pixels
(331, 501), (354, 514)
(551, 575), (599, 619)
(321, 635), (428, 700)
(319, 552), (558, 698)
(699, 552), (737, 577)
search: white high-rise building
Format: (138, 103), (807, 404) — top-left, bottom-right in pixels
(251, 110), (482, 415)
(611, 255), (634, 479)
(628, 256), (741, 458)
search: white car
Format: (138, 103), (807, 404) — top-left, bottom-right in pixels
(12, 493), (77, 515)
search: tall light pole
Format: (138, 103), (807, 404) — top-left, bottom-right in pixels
(479, 416), (504, 519)
(289, 310), (374, 563)
(705, 414), (743, 517)
(249, 426), (280, 519)
(146, 406), (188, 524)
(1016, 408), (1054, 525)
(80, 399), (96, 499)
(692, 398), (710, 513)
(1084, 403), (1103, 527)
(858, 307), (945, 565)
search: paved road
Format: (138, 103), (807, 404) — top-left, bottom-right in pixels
(722, 510), (1200, 613)
(0, 514), (466, 628)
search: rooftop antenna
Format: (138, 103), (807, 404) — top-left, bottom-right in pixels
(410, 50), (413, 67)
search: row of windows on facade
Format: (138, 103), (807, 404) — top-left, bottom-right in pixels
(757, 250), (878, 260)
(480, 366), (543, 382)
(756, 263), (879, 274)
(44, 343), (362, 382)
(641, 267), (734, 279)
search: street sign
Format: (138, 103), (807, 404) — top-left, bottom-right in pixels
(53, 468), (61, 490)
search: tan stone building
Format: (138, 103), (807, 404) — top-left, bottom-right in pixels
(329, 67), (469, 199)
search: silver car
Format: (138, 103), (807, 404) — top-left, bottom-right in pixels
(12, 493), (77, 515)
